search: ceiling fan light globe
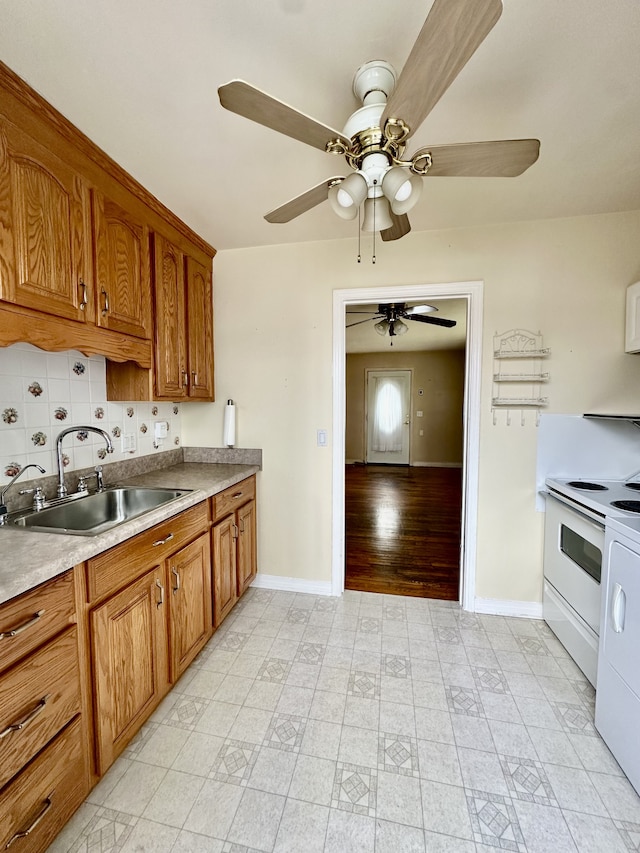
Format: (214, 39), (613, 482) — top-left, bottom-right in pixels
(374, 319), (389, 336)
(328, 173), (368, 221)
(381, 167), (423, 214)
(394, 319), (409, 335)
(361, 197), (394, 232)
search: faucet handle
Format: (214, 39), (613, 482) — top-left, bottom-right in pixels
(19, 486), (46, 510)
(76, 476), (89, 493)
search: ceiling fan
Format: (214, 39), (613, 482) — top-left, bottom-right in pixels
(347, 303), (457, 341)
(218, 0), (540, 242)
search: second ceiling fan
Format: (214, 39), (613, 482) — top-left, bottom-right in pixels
(218, 0), (540, 241)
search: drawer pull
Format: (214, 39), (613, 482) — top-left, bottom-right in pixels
(232, 492), (243, 499)
(171, 568), (180, 593)
(156, 579), (164, 608)
(0, 695), (49, 741)
(152, 533), (174, 547)
(5, 791), (54, 848)
(0, 610), (44, 641)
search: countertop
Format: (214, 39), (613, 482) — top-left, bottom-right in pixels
(0, 462), (259, 605)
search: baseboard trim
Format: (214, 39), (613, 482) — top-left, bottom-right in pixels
(474, 597), (544, 619)
(251, 573), (334, 597)
(413, 461), (463, 468)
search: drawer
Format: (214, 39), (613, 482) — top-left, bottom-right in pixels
(212, 476), (255, 521)
(0, 716), (88, 853)
(0, 626), (81, 789)
(0, 571), (75, 675)
(87, 501), (209, 602)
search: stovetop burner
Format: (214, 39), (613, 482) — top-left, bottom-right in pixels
(625, 483), (640, 491)
(566, 481), (609, 491)
(611, 500), (640, 513)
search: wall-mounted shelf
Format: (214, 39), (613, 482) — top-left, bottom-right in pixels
(492, 329), (550, 425)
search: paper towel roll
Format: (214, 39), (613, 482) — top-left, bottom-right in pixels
(223, 399), (236, 447)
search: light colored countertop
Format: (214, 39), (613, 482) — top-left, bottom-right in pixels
(0, 462), (259, 606)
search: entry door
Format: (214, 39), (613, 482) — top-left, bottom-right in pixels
(366, 370), (411, 464)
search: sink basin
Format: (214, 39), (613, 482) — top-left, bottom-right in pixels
(12, 487), (191, 536)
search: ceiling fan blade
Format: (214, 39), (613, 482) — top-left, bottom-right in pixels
(381, 212), (411, 242)
(265, 177), (344, 223)
(381, 0), (502, 138)
(408, 313), (457, 328)
(219, 80), (350, 152)
(421, 139), (540, 177)
(346, 317), (380, 328)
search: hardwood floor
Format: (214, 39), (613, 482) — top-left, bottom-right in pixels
(345, 464), (462, 600)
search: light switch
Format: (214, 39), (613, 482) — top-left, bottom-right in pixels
(416, 410), (423, 418)
(317, 429), (327, 447)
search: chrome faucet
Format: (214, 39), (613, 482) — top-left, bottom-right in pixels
(0, 464), (46, 525)
(56, 426), (114, 497)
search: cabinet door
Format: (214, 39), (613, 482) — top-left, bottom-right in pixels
(237, 499), (257, 596)
(93, 191), (152, 339)
(185, 255), (214, 399)
(212, 514), (238, 627)
(0, 118), (91, 321)
(91, 567), (168, 774)
(168, 533), (212, 681)
(153, 232), (186, 398)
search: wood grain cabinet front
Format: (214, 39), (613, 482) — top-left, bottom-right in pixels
(0, 117), (91, 323)
(212, 476), (258, 626)
(87, 502), (212, 773)
(152, 232), (214, 401)
(92, 190), (152, 340)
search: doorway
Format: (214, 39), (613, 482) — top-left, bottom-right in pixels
(366, 369), (412, 465)
(331, 281), (483, 610)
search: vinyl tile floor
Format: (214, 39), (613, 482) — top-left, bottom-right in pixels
(48, 588), (640, 853)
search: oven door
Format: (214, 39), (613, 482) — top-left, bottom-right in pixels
(543, 494), (604, 634)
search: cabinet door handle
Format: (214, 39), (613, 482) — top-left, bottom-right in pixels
(182, 371), (189, 387)
(0, 610), (44, 641)
(611, 582), (626, 633)
(239, 518), (245, 534)
(152, 533), (174, 547)
(5, 792), (54, 848)
(0, 695), (49, 741)
(192, 371), (199, 386)
(101, 287), (110, 316)
(79, 279), (88, 311)
(172, 568), (180, 593)
(232, 523), (239, 540)
(156, 579), (164, 608)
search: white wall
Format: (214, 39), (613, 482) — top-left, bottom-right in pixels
(182, 210), (640, 604)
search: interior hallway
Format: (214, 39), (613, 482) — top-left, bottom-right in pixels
(46, 587), (640, 853)
(345, 464), (462, 599)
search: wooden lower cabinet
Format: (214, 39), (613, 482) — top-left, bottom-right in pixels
(0, 569), (88, 853)
(87, 504), (213, 774)
(0, 717), (87, 853)
(91, 566), (169, 775)
(168, 532), (212, 681)
(212, 476), (258, 627)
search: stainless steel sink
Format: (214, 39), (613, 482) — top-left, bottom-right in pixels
(11, 487), (191, 536)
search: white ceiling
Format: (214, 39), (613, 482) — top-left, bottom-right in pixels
(346, 300), (467, 353)
(0, 0), (639, 252)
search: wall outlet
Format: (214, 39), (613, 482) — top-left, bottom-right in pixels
(121, 433), (136, 453)
(154, 421), (169, 439)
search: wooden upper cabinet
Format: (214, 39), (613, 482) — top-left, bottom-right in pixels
(152, 232), (214, 401)
(92, 191), (152, 339)
(0, 118), (91, 322)
(153, 232), (187, 398)
(186, 255), (214, 399)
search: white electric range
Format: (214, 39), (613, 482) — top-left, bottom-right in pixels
(543, 475), (640, 794)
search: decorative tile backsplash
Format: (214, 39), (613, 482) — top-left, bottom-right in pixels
(0, 343), (182, 482)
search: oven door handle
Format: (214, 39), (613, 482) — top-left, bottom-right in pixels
(543, 490), (606, 531)
(611, 582), (626, 633)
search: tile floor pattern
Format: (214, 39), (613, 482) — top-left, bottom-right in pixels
(47, 589), (640, 853)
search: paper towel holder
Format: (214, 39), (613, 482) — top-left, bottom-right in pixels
(223, 399), (236, 447)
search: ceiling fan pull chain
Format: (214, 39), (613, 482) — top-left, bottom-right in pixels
(357, 206), (361, 263)
(372, 197), (377, 264)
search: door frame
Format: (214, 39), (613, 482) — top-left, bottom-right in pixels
(332, 280), (483, 610)
(365, 368), (413, 465)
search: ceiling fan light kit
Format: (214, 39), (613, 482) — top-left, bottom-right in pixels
(218, 0), (540, 256)
(350, 302), (457, 343)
